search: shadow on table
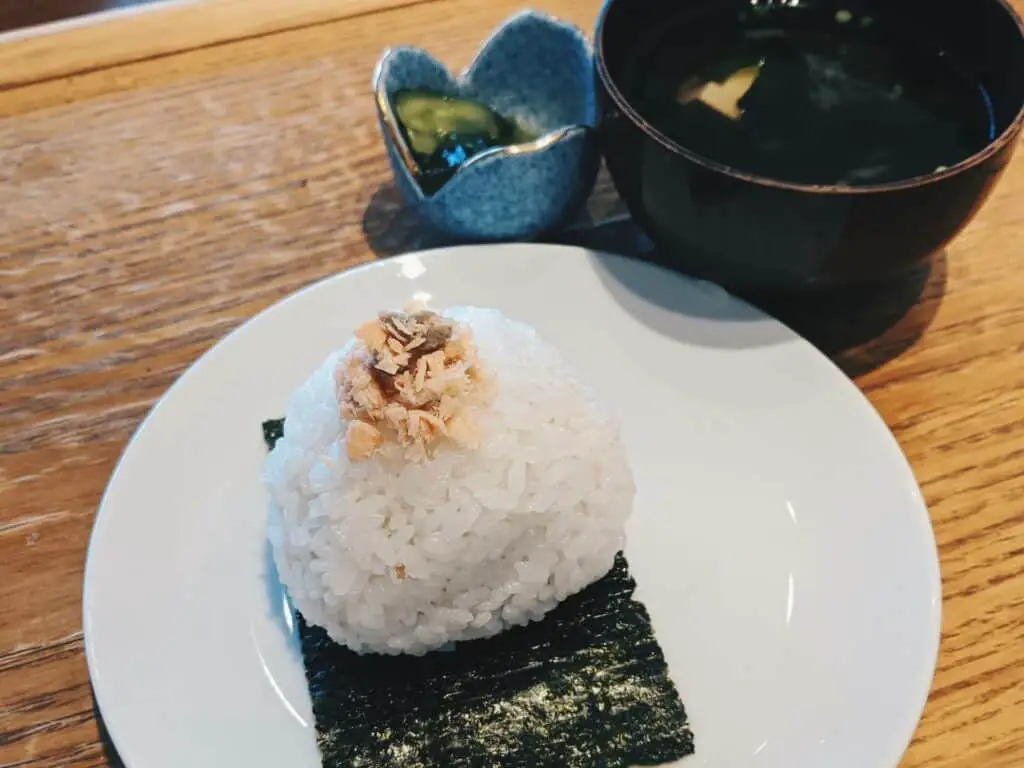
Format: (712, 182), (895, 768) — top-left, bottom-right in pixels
(362, 183), (451, 257)
(362, 185), (946, 377)
(592, 232), (946, 377)
(763, 252), (947, 378)
(360, 182), (641, 258)
(91, 687), (126, 768)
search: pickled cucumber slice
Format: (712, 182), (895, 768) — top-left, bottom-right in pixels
(394, 90), (511, 143)
(390, 89), (538, 194)
(394, 92), (441, 133)
(406, 129), (440, 156)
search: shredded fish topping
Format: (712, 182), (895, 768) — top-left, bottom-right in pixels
(338, 306), (492, 462)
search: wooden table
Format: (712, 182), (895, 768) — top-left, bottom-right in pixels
(1, 0), (1022, 765)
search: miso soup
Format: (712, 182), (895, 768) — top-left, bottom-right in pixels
(620, 4), (997, 186)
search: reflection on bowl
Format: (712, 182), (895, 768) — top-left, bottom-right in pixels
(595, 0), (1024, 294)
(373, 10), (600, 242)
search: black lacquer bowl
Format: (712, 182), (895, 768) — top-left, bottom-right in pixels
(595, 0), (1024, 295)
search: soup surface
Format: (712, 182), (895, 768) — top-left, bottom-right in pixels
(620, 3), (997, 186)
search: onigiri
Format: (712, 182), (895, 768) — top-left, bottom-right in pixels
(263, 304), (635, 655)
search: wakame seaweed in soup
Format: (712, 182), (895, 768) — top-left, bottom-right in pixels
(262, 418), (695, 767)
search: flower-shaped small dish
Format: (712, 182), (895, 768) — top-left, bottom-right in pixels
(373, 10), (599, 242)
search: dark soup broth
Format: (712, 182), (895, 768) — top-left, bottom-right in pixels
(620, 4), (997, 186)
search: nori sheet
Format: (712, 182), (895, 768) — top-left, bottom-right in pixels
(263, 417), (695, 767)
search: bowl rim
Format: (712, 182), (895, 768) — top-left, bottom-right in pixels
(594, 0), (1024, 195)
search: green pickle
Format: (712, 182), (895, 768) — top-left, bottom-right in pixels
(392, 89), (537, 194)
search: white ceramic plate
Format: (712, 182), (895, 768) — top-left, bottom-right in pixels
(85, 244), (941, 768)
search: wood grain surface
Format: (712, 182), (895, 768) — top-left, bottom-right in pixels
(1, 0), (1022, 766)
(0, 0), (437, 91)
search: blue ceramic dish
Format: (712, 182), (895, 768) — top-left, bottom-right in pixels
(373, 10), (599, 241)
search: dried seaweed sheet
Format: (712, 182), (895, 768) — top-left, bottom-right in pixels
(263, 417), (695, 767)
